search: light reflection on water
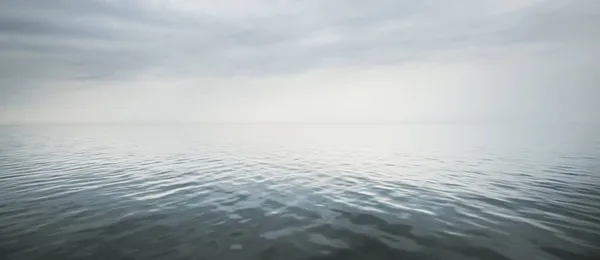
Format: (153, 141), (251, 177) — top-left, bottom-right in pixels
(0, 124), (599, 260)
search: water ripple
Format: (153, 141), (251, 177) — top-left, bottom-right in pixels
(1, 125), (599, 260)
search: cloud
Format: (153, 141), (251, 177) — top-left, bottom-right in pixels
(2, 0), (596, 79)
(0, 0), (598, 123)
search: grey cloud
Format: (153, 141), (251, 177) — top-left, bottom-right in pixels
(0, 0), (598, 85)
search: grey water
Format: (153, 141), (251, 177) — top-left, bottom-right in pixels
(0, 124), (598, 260)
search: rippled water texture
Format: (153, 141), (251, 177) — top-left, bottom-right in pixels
(0, 124), (599, 260)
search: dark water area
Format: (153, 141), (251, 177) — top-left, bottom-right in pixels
(0, 124), (599, 260)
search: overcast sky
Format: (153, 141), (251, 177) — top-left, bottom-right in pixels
(0, 0), (598, 124)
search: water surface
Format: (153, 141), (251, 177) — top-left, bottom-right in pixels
(0, 124), (599, 259)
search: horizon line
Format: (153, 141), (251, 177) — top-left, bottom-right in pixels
(0, 120), (594, 127)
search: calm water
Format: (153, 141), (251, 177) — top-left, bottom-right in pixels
(0, 124), (599, 260)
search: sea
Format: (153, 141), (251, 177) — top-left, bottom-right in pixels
(0, 124), (598, 260)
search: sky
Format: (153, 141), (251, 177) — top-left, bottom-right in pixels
(0, 0), (598, 124)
